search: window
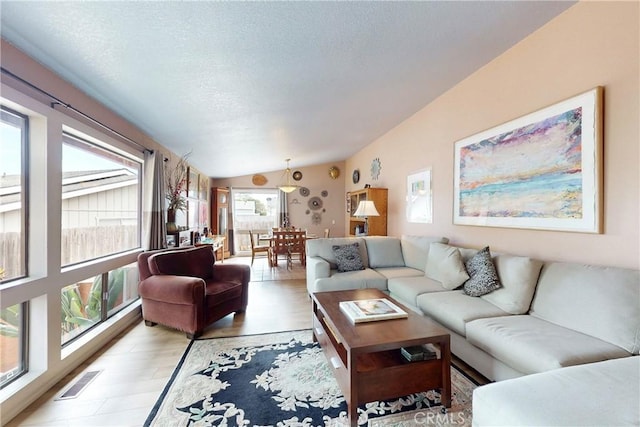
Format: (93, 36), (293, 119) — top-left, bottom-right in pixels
(60, 262), (140, 345)
(61, 133), (142, 266)
(106, 262), (139, 317)
(0, 107), (28, 282)
(61, 276), (101, 344)
(0, 303), (27, 388)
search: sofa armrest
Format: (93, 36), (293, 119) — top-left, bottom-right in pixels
(212, 264), (251, 285)
(306, 256), (330, 293)
(138, 275), (205, 305)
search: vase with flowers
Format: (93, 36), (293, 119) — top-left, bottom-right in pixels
(165, 153), (189, 233)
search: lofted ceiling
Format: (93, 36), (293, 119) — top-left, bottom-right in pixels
(0, 1), (574, 178)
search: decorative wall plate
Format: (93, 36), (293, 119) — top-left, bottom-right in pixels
(299, 187), (310, 197)
(321, 190), (328, 197)
(352, 169), (360, 184)
(252, 174), (267, 186)
(292, 170), (303, 181)
(308, 196), (323, 210)
(371, 158), (381, 180)
(329, 166), (340, 179)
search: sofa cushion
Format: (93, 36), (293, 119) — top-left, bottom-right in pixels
(463, 246), (501, 297)
(472, 357), (640, 427)
(530, 262), (640, 354)
(313, 268), (388, 292)
(365, 236), (405, 268)
(400, 235), (449, 271)
(388, 276), (449, 308)
(416, 291), (510, 337)
(425, 243), (469, 290)
(481, 254), (543, 314)
(466, 315), (631, 375)
(375, 266), (424, 280)
(306, 237), (369, 270)
(332, 243), (365, 272)
(148, 246), (214, 280)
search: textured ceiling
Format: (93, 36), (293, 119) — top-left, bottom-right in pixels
(0, 1), (574, 178)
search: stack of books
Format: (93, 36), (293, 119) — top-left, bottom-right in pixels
(400, 344), (440, 362)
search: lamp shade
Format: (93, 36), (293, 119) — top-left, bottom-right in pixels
(353, 200), (380, 217)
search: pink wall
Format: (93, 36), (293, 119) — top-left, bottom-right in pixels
(212, 161), (346, 237)
(345, 2), (639, 269)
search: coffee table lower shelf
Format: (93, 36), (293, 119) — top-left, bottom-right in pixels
(313, 312), (451, 425)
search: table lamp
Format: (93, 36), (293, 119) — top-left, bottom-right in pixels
(353, 200), (380, 235)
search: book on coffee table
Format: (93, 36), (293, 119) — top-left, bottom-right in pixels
(339, 298), (408, 323)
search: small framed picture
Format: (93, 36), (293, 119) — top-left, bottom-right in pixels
(166, 234), (176, 247)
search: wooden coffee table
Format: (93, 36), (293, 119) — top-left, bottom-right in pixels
(312, 289), (451, 426)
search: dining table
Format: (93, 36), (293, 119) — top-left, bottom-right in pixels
(266, 230), (317, 269)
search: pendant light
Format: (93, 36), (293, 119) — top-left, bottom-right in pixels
(278, 158), (298, 193)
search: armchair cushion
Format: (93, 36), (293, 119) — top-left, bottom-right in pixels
(149, 246), (214, 280)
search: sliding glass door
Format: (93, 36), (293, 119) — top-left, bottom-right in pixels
(230, 188), (280, 255)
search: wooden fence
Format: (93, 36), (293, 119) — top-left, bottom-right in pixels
(0, 226), (138, 279)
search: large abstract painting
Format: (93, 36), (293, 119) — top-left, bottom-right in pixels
(454, 87), (603, 233)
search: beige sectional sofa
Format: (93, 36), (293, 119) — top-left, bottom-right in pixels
(305, 235), (640, 425)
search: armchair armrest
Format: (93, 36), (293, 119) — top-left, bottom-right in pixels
(212, 264), (251, 285)
(138, 275), (205, 305)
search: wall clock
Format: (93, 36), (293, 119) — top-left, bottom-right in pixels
(352, 169), (360, 184)
(371, 158), (381, 180)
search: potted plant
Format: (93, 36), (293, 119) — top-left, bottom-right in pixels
(165, 153), (189, 232)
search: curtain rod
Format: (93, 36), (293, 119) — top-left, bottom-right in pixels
(1, 66), (152, 154)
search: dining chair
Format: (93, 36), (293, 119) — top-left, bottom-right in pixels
(248, 230), (271, 266)
(270, 230), (306, 268)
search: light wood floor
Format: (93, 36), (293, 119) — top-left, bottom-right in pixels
(7, 256), (312, 427)
(8, 255), (488, 426)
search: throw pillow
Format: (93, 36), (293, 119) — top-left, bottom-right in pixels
(463, 246), (502, 297)
(332, 243), (365, 272)
(425, 243), (470, 290)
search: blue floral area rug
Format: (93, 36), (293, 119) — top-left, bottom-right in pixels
(144, 330), (475, 426)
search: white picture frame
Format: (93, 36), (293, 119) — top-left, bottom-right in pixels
(406, 168), (433, 223)
(454, 87), (603, 233)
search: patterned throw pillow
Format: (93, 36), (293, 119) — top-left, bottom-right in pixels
(332, 243), (365, 272)
(463, 246), (502, 297)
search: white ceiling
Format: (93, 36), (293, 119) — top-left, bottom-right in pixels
(1, 1), (574, 178)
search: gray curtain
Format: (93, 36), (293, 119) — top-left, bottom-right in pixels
(279, 190), (289, 228)
(143, 150), (167, 250)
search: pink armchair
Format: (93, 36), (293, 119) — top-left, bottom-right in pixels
(137, 245), (250, 339)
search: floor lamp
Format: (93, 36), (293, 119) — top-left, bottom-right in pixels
(353, 200), (380, 235)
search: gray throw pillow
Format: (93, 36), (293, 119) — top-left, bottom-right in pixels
(332, 243), (365, 272)
(463, 246), (502, 297)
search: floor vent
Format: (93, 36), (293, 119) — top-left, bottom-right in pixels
(56, 370), (102, 400)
